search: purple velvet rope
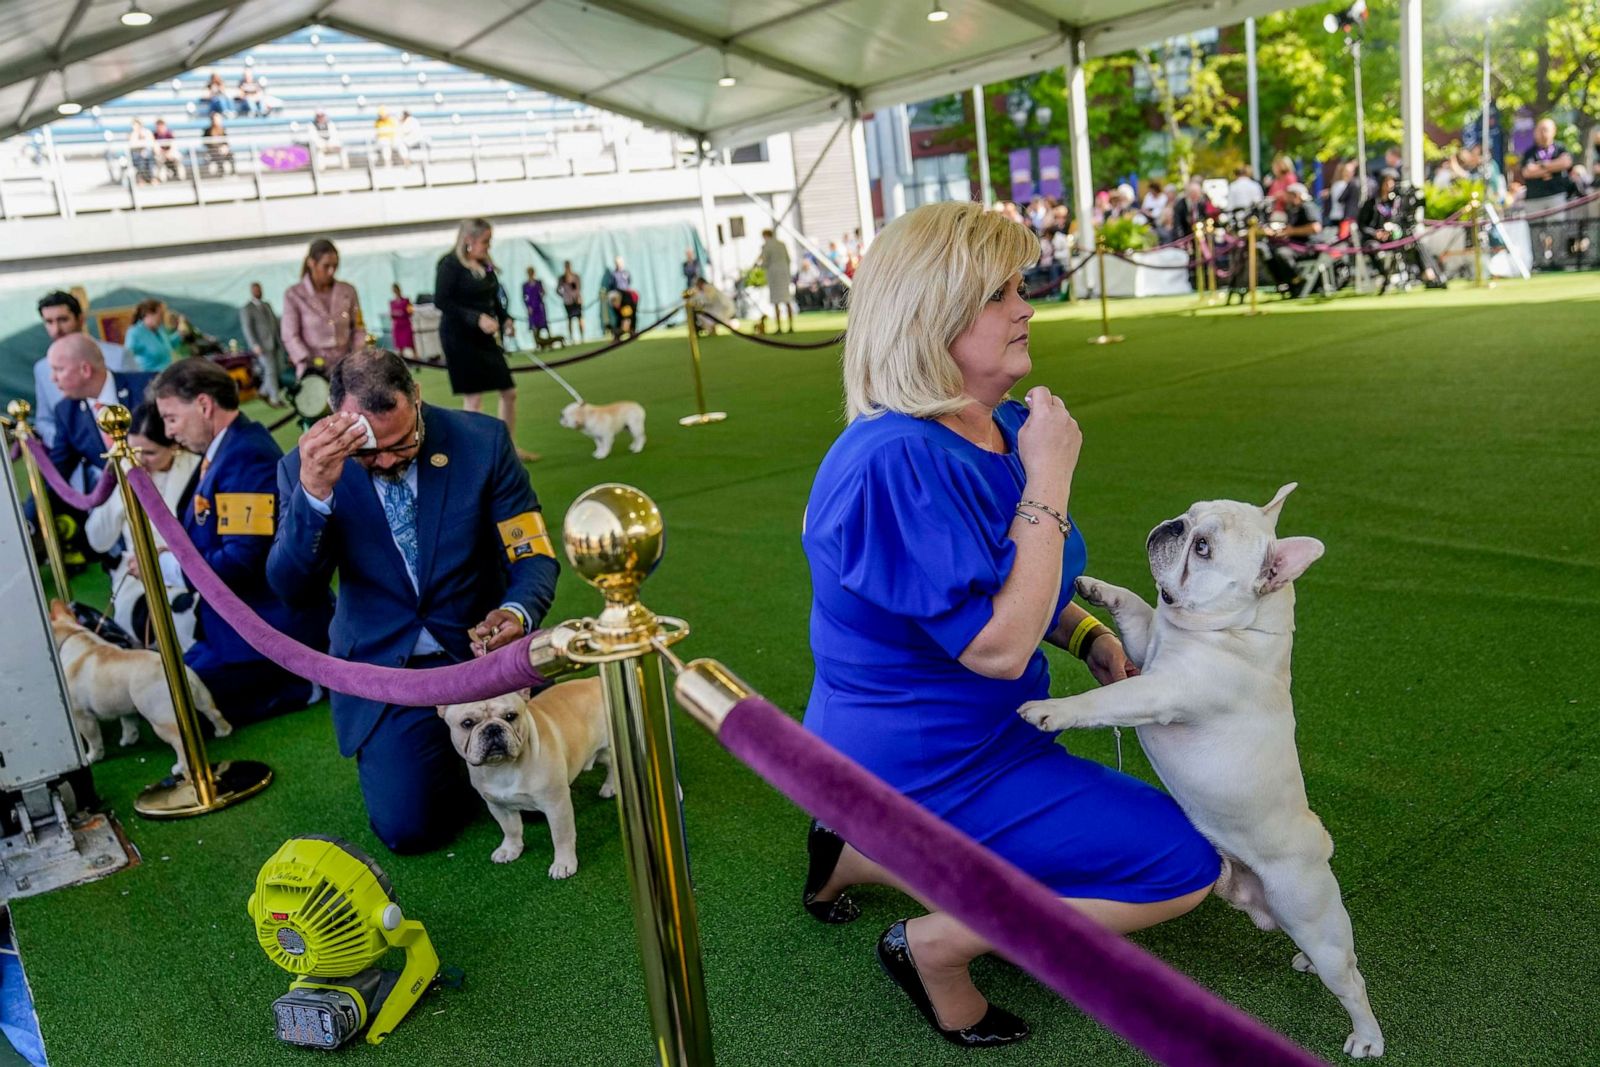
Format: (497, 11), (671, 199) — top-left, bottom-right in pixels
(125, 466), (546, 705)
(25, 436), (119, 511)
(7, 439), (17, 461)
(717, 697), (1329, 1067)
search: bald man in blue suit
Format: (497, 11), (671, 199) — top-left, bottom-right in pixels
(267, 349), (559, 854)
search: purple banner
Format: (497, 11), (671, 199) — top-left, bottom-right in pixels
(1038, 146), (1063, 198)
(260, 144), (311, 171)
(1009, 148), (1034, 202)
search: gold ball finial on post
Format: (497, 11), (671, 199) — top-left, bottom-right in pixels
(7, 398), (33, 424)
(562, 483), (669, 642)
(96, 402), (133, 445)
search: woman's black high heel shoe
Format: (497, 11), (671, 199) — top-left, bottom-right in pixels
(876, 920), (1030, 1048)
(802, 820), (860, 924)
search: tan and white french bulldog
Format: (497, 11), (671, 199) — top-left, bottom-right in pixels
(559, 400), (646, 459)
(439, 677), (616, 879)
(1017, 484), (1384, 1059)
(49, 600), (231, 777)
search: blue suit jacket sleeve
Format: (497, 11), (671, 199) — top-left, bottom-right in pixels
(266, 449), (336, 607)
(198, 439), (280, 592)
(486, 420), (559, 627)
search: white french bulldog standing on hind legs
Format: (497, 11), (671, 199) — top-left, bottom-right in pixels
(1017, 484), (1384, 1058)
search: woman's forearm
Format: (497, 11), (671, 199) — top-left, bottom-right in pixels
(959, 475), (1071, 679)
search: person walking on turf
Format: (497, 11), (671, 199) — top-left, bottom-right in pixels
(433, 218), (539, 463)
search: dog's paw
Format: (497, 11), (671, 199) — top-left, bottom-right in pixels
(548, 857), (578, 879)
(212, 718), (233, 737)
(598, 780), (616, 799)
(491, 843), (524, 864)
(1075, 576), (1116, 608)
(1291, 951), (1318, 975)
(1017, 699), (1066, 731)
(1344, 1031), (1384, 1059)
(629, 441), (644, 453)
(118, 732), (140, 747)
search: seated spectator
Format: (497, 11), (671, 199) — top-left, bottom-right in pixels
(203, 72), (229, 116)
(202, 113), (233, 177)
(152, 118), (181, 181)
(795, 256), (825, 311)
(127, 119), (156, 184)
(85, 402), (202, 649)
(151, 358), (327, 726)
(399, 109), (424, 163)
(125, 298), (181, 371)
(1267, 154), (1299, 211)
(374, 107), (399, 166)
(1141, 180), (1170, 233)
(310, 110), (343, 169)
(237, 69), (264, 117)
(1432, 144), (1482, 188)
(1264, 182), (1322, 293)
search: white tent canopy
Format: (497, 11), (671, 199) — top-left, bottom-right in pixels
(0, 0), (1316, 146)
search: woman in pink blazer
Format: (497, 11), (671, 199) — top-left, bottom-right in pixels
(281, 237), (364, 377)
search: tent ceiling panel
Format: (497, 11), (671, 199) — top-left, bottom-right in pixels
(0, 0), (1317, 144)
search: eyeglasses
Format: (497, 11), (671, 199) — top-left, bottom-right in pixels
(352, 409), (424, 458)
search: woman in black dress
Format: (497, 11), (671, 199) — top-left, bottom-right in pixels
(434, 217), (539, 462)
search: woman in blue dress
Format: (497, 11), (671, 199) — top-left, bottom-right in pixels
(801, 201), (1219, 1048)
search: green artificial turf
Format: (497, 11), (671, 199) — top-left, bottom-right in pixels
(10, 275), (1600, 1066)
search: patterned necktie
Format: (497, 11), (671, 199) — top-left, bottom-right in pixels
(377, 475), (419, 586)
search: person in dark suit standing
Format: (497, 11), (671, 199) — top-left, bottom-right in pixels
(150, 358), (325, 725)
(27, 333), (154, 547)
(239, 281), (287, 407)
(434, 217), (538, 462)
(267, 349), (560, 853)
(1169, 178), (1218, 290)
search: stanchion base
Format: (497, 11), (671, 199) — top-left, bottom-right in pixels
(1086, 335), (1125, 345)
(678, 412), (728, 426)
(134, 759), (273, 819)
(1243, 310), (1266, 317)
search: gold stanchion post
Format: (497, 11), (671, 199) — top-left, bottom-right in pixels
(1192, 224), (1208, 310)
(678, 293), (727, 427)
(1204, 219), (1221, 303)
(1244, 219), (1265, 317)
(98, 404), (274, 818)
(1086, 236), (1124, 345)
(558, 484), (712, 1066)
(5, 400), (72, 600)
(1469, 193), (1490, 289)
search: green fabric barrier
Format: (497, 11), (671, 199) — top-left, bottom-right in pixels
(0, 220), (706, 407)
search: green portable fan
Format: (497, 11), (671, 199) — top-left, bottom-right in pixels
(247, 835), (439, 1049)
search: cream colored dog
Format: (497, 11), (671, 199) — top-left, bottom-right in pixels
(49, 600), (230, 777)
(1017, 485), (1384, 1059)
(439, 677), (616, 878)
(559, 400), (646, 459)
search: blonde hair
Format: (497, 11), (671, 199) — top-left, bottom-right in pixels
(454, 217), (493, 278)
(843, 201), (1038, 422)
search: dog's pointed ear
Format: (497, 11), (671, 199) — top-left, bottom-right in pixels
(436, 705), (449, 719)
(516, 688), (532, 702)
(1257, 536), (1324, 594)
(1260, 482), (1298, 524)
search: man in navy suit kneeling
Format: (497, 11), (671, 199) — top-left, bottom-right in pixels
(267, 349), (559, 853)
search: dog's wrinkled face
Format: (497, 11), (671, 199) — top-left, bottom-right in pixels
(559, 402), (585, 430)
(439, 695), (529, 766)
(1147, 483), (1324, 625)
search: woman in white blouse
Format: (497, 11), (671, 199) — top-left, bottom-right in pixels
(86, 403), (201, 649)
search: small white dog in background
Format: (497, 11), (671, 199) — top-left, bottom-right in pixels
(559, 400), (646, 459)
(1017, 484), (1384, 1059)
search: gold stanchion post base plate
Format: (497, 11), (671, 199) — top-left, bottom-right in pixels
(1086, 335), (1125, 345)
(134, 759), (273, 819)
(678, 412), (728, 426)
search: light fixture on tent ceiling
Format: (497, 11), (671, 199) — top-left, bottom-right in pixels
(56, 70), (81, 115)
(717, 54), (736, 88)
(120, 1), (154, 27)
(927, 2), (950, 22)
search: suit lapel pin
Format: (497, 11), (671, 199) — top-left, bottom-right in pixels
(430, 454), (448, 467)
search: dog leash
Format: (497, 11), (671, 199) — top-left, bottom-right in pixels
(511, 346), (585, 404)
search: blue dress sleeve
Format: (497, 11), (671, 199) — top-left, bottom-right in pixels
(835, 435), (1014, 659)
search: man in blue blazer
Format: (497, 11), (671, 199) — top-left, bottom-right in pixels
(150, 358), (325, 725)
(267, 349), (559, 854)
(26, 334), (153, 547)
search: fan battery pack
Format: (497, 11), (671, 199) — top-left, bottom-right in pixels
(272, 969), (393, 1048)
